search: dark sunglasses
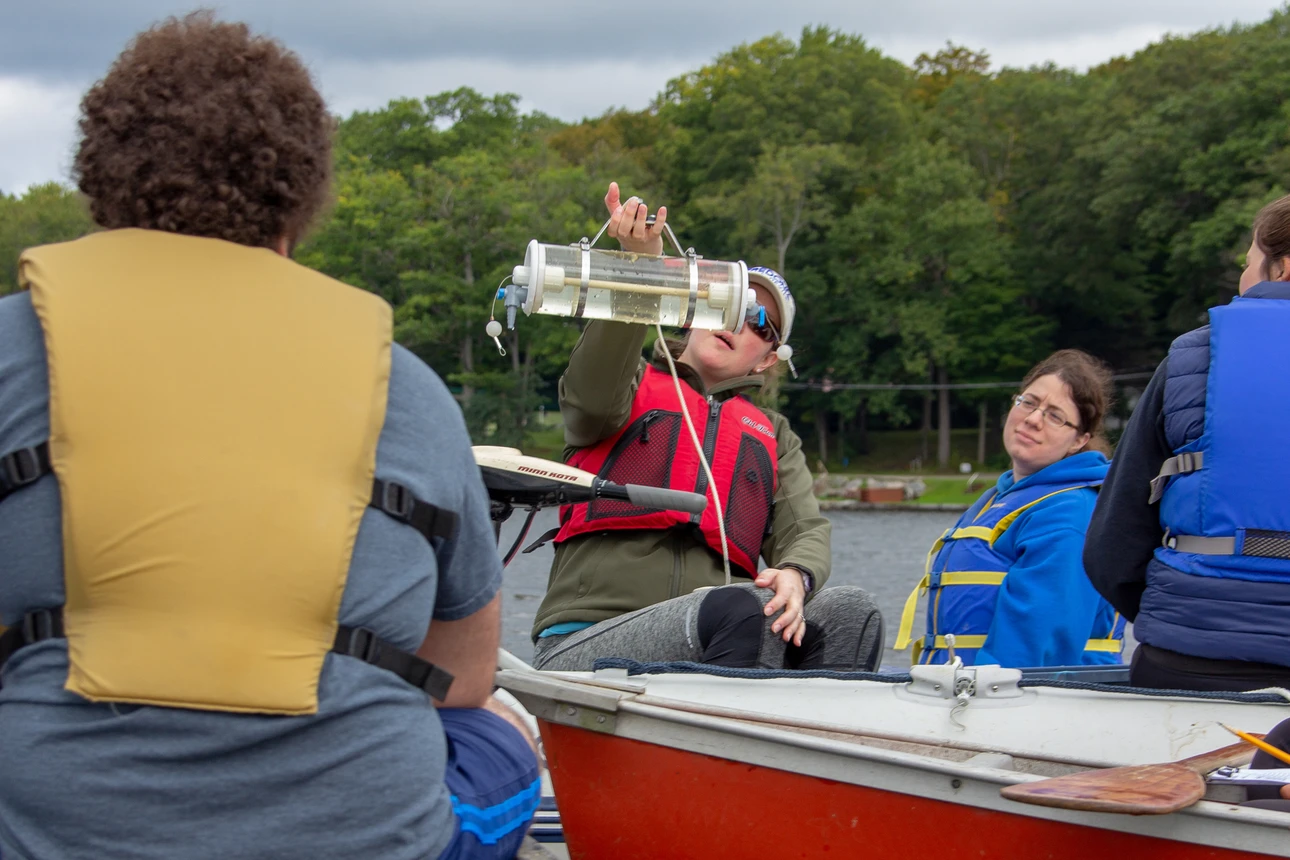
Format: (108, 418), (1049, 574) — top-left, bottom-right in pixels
(746, 304), (781, 345)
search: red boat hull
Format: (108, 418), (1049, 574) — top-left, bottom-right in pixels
(541, 721), (1278, 860)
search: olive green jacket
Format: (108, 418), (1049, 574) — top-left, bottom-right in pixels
(531, 320), (832, 639)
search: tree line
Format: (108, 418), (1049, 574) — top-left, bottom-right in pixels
(5, 10), (1290, 467)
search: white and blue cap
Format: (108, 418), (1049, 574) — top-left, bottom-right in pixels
(747, 266), (796, 364)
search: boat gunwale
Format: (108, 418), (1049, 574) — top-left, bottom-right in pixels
(629, 692), (1123, 770)
(501, 666), (1290, 770)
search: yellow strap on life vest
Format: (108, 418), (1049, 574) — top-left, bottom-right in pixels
(915, 635), (1120, 663)
(925, 634), (989, 651)
(893, 571), (1007, 651)
(922, 537), (945, 576)
(1084, 612), (1125, 653)
(893, 575), (928, 652)
(944, 487), (1093, 547)
(949, 526), (995, 541)
(936, 572), (1007, 586)
(894, 530), (953, 652)
(911, 633), (989, 664)
(20, 229), (393, 715)
(988, 486), (1093, 543)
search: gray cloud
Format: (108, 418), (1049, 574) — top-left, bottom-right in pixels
(2, 0), (1281, 81)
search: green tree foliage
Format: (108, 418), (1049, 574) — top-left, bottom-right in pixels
(912, 43), (992, 107)
(830, 140), (1033, 464)
(654, 27), (915, 258)
(0, 184), (96, 294)
(8, 15), (1290, 459)
(696, 143), (849, 273)
(301, 89), (607, 445)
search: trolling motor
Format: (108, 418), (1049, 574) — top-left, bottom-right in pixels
(474, 446), (706, 566)
(483, 211), (788, 362)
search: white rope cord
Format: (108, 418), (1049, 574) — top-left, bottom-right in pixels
(656, 323), (731, 586)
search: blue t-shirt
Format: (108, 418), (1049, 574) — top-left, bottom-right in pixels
(0, 291), (502, 859)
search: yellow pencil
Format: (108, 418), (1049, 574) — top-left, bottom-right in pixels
(1220, 723), (1290, 766)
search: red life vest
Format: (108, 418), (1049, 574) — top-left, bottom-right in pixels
(555, 365), (778, 575)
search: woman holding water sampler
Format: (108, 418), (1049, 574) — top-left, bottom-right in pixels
(530, 183), (884, 674)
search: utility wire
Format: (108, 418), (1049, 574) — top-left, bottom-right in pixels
(781, 371), (1155, 392)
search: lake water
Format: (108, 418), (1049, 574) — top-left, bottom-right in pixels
(497, 508), (963, 667)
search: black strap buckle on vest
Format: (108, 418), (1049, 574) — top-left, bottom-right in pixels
(333, 625), (454, 702)
(0, 442), (52, 502)
(370, 479), (458, 545)
(0, 608), (65, 676)
(0, 609), (453, 703)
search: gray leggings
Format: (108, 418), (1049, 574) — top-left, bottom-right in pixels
(532, 584), (884, 672)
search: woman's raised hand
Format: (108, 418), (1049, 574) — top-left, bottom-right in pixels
(604, 181), (667, 256)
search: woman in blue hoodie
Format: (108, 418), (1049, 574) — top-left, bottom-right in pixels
(895, 349), (1125, 667)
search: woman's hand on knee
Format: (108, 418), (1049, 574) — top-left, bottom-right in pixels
(754, 567), (807, 646)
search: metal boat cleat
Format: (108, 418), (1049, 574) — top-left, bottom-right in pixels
(906, 660), (1024, 703)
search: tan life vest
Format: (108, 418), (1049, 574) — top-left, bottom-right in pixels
(13, 228), (393, 715)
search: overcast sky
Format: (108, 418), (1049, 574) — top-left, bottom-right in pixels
(0, 0), (1283, 194)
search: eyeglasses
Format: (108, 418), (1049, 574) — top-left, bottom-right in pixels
(1012, 394), (1078, 430)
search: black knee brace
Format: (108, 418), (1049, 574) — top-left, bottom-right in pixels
(696, 587), (765, 668)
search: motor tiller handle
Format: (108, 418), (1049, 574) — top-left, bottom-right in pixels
(594, 480), (708, 515)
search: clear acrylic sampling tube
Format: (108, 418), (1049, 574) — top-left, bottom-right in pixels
(511, 240), (749, 331)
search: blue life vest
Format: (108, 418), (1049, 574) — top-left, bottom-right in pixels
(1138, 291), (1290, 666)
(895, 454), (1125, 666)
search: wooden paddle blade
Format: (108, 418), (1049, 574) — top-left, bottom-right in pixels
(1000, 763), (1204, 814)
(1000, 743), (1256, 815)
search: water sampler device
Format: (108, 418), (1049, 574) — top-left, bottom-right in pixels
(484, 213), (791, 366)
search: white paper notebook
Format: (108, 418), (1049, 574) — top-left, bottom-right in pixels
(1207, 766), (1290, 786)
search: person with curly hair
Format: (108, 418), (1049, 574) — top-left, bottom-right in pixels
(72, 13), (333, 250)
(0, 13), (537, 860)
